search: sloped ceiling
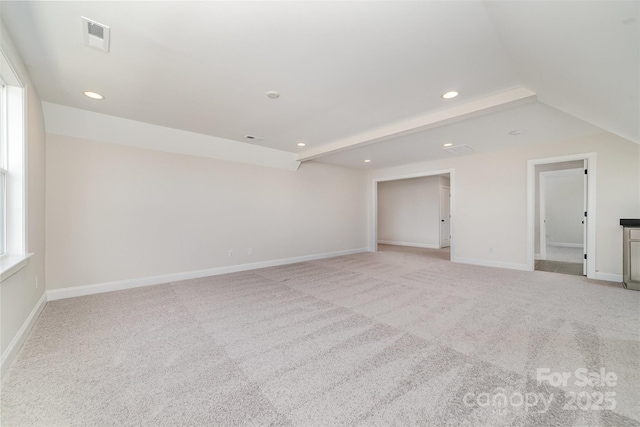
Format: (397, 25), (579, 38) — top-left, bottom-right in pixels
(0, 1), (637, 169)
(484, 0), (639, 145)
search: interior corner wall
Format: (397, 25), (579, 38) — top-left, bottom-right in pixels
(45, 134), (368, 290)
(367, 132), (640, 277)
(544, 172), (584, 245)
(0, 25), (47, 358)
(377, 176), (441, 247)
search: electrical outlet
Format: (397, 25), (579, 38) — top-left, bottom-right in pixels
(228, 250), (234, 257)
(248, 248), (253, 256)
(340, 240), (344, 246)
(489, 247), (494, 253)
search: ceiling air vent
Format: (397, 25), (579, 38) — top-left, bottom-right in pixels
(443, 144), (475, 156)
(245, 135), (264, 142)
(81, 17), (110, 53)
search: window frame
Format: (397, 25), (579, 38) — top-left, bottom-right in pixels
(0, 48), (28, 280)
(1, 80), (8, 256)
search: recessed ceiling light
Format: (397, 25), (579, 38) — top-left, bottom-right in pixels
(83, 91), (104, 100)
(297, 142), (306, 147)
(266, 91), (280, 99)
(441, 91), (459, 99)
(443, 142), (454, 147)
(509, 130), (525, 136)
(364, 159), (372, 163)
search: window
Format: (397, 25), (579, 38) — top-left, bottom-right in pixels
(0, 48), (27, 278)
(1, 81), (7, 256)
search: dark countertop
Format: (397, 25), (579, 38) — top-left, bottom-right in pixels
(620, 219), (640, 227)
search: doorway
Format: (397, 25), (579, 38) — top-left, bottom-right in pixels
(537, 165), (585, 276)
(527, 154), (596, 278)
(373, 170), (453, 259)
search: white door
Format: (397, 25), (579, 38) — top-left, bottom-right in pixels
(440, 186), (450, 248)
(540, 176), (547, 260)
(583, 159), (588, 275)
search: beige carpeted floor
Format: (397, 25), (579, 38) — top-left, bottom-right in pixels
(2, 245), (639, 426)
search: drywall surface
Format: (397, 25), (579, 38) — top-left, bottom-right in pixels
(42, 102), (300, 171)
(544, 171), (583, 245)
(0, 24), (46, 357)
(368, 132), (640, 277)
(377, 176), (440, 247)
(45, 134), (368, 289)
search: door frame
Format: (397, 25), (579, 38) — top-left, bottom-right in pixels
(539, 168), (584, 261)
(371, 168), (455, 254)
(439, 185), (450, 248)
(527, 153), (596, 278)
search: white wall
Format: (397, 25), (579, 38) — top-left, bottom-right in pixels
(377, 176), (440, 248)
(0, 23), (47, 365)
(544, 171), (583, 245)
(45, 133), (368, 290)
(42, 102), (300, 171)
(368, 132), (640, 278)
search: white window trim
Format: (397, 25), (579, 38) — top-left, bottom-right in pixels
(0, 79), (6, 256)
(0, 253), (32, 282)
(0, 48), (28, 281)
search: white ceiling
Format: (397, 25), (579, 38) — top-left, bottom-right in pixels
(316, 101), (600, 169)
(1, 1), (638, 168)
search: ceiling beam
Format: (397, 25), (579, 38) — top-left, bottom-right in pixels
(296, 87), (537, 162)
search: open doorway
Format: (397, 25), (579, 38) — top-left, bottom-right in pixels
(528, 154), (595, 278)
(373, 171), (453, 260)
(537, 164), (584, 275)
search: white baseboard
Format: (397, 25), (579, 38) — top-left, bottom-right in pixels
(46, 248), (369, 301)
(452, 256), (622, 283)
(1, 291), (47, 379)
(593, 272), (623, 283)
(452, 257), (530, 272)
(378, 241), (440, 249)
(547, 242), (583, 248)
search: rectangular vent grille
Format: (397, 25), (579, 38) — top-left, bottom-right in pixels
(245, 135), (264, 141)
(82, 17), (110, 53)
(443, 144), (475, 156)
(87, 22), (104, 39)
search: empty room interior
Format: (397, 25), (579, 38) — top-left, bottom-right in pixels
(1, 2), (639, 426)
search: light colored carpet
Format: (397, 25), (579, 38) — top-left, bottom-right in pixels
(2, 245), (639, 426)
